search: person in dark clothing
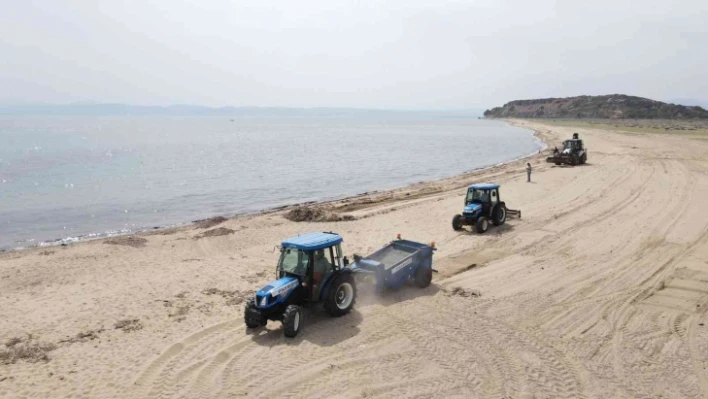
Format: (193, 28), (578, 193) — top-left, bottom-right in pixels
(526, 163), (532, 182)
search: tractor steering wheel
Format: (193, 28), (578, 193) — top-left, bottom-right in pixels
(292, 261), (309, 276)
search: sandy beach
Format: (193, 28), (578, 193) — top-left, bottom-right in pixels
(3, 119), (708, 398)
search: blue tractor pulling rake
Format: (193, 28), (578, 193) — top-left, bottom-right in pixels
(452, 183), (521, 233)
(244, 232), (436, 337)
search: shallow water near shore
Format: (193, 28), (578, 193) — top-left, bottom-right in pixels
(0, 116), (540, 249)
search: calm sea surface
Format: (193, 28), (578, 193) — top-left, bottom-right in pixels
(0, 116), (541, 249)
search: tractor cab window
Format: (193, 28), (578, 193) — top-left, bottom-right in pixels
(466, 189), (475, 203)
(565, 140), (581, 151)
(278, 247), (310, 277)
(467, 188), (489, 204)
(313, 247), (336, 299)
(490, 189), (498, 203)
(313, 248), (334, 274)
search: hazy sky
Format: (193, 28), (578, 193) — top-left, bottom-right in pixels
(1, 0), (706, 109)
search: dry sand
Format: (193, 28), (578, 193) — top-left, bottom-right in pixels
(2, 120), (708, 398)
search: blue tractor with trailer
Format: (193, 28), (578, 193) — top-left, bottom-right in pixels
(244, 231), (436, 337)
(451, 183), (521, 233)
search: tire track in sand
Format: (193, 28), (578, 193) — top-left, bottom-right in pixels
(131, 320), (240, 397)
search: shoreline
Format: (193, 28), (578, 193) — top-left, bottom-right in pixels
(5, 119), (708, 397)
(2, 120), (550, 253)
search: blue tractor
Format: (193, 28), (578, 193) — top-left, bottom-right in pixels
(244, 232), (356, 338)
(451, 183), (520, 233)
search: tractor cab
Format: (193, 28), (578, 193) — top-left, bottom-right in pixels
(561, 139), (584, 154)
(464, 183), (500, 216)
(276, 232), (348, 302)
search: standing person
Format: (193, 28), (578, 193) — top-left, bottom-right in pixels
(526, 163), (532, 182)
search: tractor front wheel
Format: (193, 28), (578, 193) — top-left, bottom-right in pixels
(475, 217), (489, 234)
(452, 214), (463, 231)
(282, 305), (302, 338)
(324, 274), (356, 317)
(414, 267), (433, 288)
(492, 204), (507, 226)
(244, 298), (266, 329)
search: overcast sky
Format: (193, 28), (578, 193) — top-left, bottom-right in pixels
(1, 0), (706, 109)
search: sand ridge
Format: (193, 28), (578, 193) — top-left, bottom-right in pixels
(2, 120), (708, 398)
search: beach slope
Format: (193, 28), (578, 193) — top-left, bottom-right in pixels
(2, 120), (708, 398)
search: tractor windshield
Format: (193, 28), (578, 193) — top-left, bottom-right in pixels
(466, 189), (489, 204)
(278, 247), (310, 277)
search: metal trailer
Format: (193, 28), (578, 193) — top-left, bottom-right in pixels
(350, 238), (437, 291)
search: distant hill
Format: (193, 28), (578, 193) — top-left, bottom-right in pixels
(484, 94), (708, 119)
(0, 103), (483, 119)
(668, 98), (708, 109)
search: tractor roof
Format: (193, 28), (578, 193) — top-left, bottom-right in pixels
(281, 232), (343, 251)
(468, 183), (500, 190)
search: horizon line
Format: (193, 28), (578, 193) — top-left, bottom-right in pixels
(0, 102), (485, 112)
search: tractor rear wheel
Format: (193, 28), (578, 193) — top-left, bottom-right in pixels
(475, 217), (489, 233)
(452, 214), (463, 231)
(414, 267), (433, 288)
(580, 153), (587, 164)
(244, 298), (265, 329)
(282, 305), (302, 338)
(492, 204), (507, 226)
(324, 274), (356, 317)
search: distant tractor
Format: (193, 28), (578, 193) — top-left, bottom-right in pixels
(546, 133), (588, 166)
(451, 183), (521, 233)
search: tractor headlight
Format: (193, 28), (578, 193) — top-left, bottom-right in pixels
(259, 296), (268, 307)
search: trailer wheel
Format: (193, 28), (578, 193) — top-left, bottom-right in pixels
(244, 298), (265, 329)
(414, 267), (433, 288)
(492, 204), (507, 226)
(324, 274), (356, 317)
(282, 305), (302, 338)
(555, 162), (561, 166)
(452, 214), (463, 231)
(475, 217), (489, 233)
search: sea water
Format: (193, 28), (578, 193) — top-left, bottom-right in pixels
(0, 116), (541, 249)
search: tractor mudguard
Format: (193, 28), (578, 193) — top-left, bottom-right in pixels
(319, 269), (353, 302)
